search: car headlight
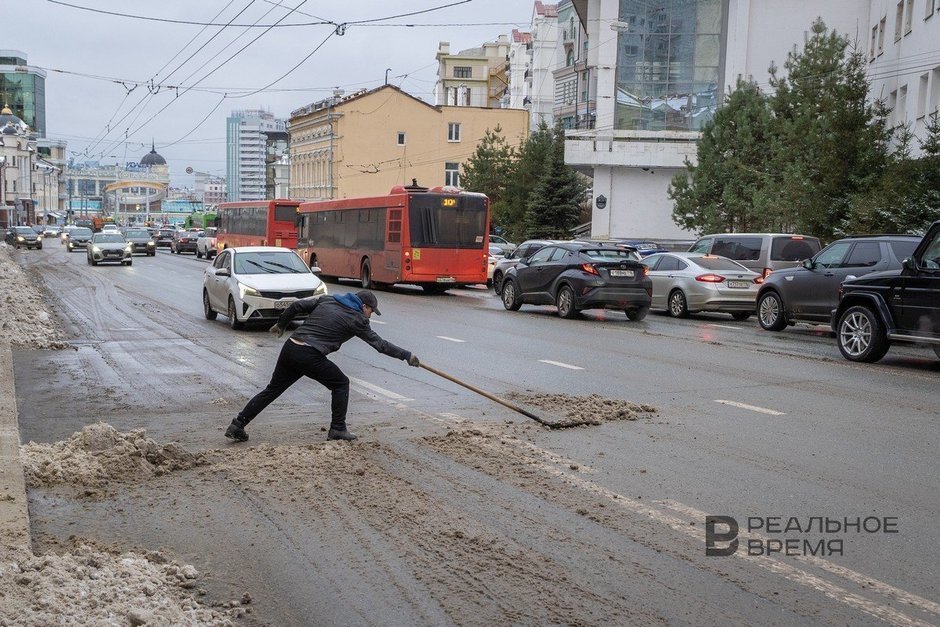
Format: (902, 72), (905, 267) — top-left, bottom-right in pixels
(92, 246), (101, 253)
(314, 282), (328, 296)
(16, 236), (24, 241)
(147, 241), (154, 247)
(239, 283), (260, 298)
(125, 245), (133, 253)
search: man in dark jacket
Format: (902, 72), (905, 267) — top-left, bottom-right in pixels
(224, 290), (419, 443)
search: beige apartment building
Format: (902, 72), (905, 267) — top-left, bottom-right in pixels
(288, 85), (528, 200)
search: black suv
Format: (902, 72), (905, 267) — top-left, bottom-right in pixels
(832, 222), (940, 362)
(756, 235), (920, 331)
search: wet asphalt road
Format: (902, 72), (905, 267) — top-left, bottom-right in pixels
(10, 242), (940, 625)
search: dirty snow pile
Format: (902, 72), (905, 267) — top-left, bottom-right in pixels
(0, 543), (242, 626)
(0, 244), (69, 349)
(504, 392), (657, 425)
(20, 423), (202, 489)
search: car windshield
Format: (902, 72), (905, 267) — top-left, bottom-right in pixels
(94, 234), (125, 243)
(124, 229), (149, 237)
(14, 227), (34, 234)
(203, 228), (217, 237)
(692, 256), (751, 271)
(71, 228), (93, 236)
(581, 249), (638, 261)
(234, 251), (308, 274)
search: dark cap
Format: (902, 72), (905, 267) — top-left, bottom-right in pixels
(356, 290), (381, 315)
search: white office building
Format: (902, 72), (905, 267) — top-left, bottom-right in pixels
(226, 109), (286, 202)
(565, 0), (940, 242)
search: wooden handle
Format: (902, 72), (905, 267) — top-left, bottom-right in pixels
(419, 363), (552, 426)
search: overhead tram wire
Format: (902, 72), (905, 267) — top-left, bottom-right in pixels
(81, 0), (255, 159)
(98, 0), (311, 158)
(46, 0), (331, 27)
(228, 30), (336, 99)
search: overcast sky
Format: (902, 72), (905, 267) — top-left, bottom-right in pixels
(6, 0), (532, 185)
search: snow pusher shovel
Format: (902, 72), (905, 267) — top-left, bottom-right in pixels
(419, 363), (595, 429)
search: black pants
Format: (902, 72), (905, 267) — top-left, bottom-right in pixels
(238, 340), (350, 431)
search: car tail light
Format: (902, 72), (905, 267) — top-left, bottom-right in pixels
(641, 265), (649, 275)
(695, 274), (725, 283)
(762, 267), (773, 278)
(581, 263), (599, 276)
(753, 276), (765, 284)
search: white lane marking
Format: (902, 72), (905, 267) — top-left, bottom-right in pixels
(349, 376), (413, 402)
(707, 324), (741, 330)
(657, 499), (940, 619)
(538, 359), (584, 371)
(714, 399), (786, 416)
(485, 437), (932, 625)
(436, 336), (465, 343)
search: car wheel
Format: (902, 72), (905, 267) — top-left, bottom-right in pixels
(196, 249), (202, 259)
(493, 271), (503, 296)
(502, 279), (522, 311)
(360, 260), (373, 289)
(227, 296), (244, 330)
(837, 305), (889, 362)
(757, 291), (788, 331)
(625, 307), (648, 321)
(37, 244), (42, 250)
(203, 290), (218, 320)
(731, 311), (752, 321)
(149, 252), (155, 256)
(125, 260), (132, 266)
(556, 285), (578, 319)
(86, 255), (91, 265)
(668, 290), (689, 318)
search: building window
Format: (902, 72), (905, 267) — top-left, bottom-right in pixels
(555, 79), (577, 106)
(397, 132), (405, 145)
(566, 50), (574, 66)
(454, 66), (472, 79)
(895, 1), (904, 40)
(905, 0), (914, 32)
(447, 122), (461, 142)
(444, 162), (460, 187)
(613, 0), (721, 131)
(918, 73), (929, 118)
(870, 25), (878, 60)
(879, 17), (886, 53)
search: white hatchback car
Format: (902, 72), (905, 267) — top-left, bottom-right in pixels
(203, 246), (327, 329)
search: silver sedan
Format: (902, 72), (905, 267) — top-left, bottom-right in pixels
(641, 252), (762, 320)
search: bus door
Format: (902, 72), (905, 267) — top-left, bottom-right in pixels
(385, 207), (403, 277)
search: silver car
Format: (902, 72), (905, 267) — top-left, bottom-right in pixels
(87, 232), (133, 266)
(642, 252), (762, 320)
(203, 246), (328, 330)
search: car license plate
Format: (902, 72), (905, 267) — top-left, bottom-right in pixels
(727, 280), (749, 288)
(436, 277), (456, 283)
(274, 299), (293, 309)
(609, 269), (635, 277)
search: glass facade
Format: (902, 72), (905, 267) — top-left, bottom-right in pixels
(615, 0), (722, 131)
(0, 72), (46, 136)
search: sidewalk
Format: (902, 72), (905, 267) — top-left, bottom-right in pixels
(0, 341), (31, 562)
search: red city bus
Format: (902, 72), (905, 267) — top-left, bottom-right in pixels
(216, 199), (299, 251)
(296, 184), (489, 292)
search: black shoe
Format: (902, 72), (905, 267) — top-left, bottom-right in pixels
(327, 428), (358, 441)
(225, 421), (249, 442)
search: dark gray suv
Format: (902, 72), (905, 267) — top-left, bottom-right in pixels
(756, 235), (920, 331)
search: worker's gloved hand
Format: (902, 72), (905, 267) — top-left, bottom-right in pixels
(269, 324), (284, 337)
(407, 353), (420, 367)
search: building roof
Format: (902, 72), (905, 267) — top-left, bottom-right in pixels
(512, 29), (532, 44)
(534, 1), (558, 17)
(0, 105), (27, 134)
(140, 141), (167, 166)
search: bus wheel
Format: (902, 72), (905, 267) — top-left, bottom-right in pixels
(360, 261), (374, 289)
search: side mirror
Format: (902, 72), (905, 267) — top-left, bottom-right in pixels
(802, 258), (815, 270)
(902, 257), (915, 271)
(309, 265), (322, 275)
(216, 268), (231, 277)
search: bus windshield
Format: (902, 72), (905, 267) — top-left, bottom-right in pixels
(408, 195), (486, 248)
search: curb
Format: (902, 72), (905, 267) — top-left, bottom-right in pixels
(0, 341), (31, 562)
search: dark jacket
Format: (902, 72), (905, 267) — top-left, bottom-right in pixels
(276, 295), (410, 361)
